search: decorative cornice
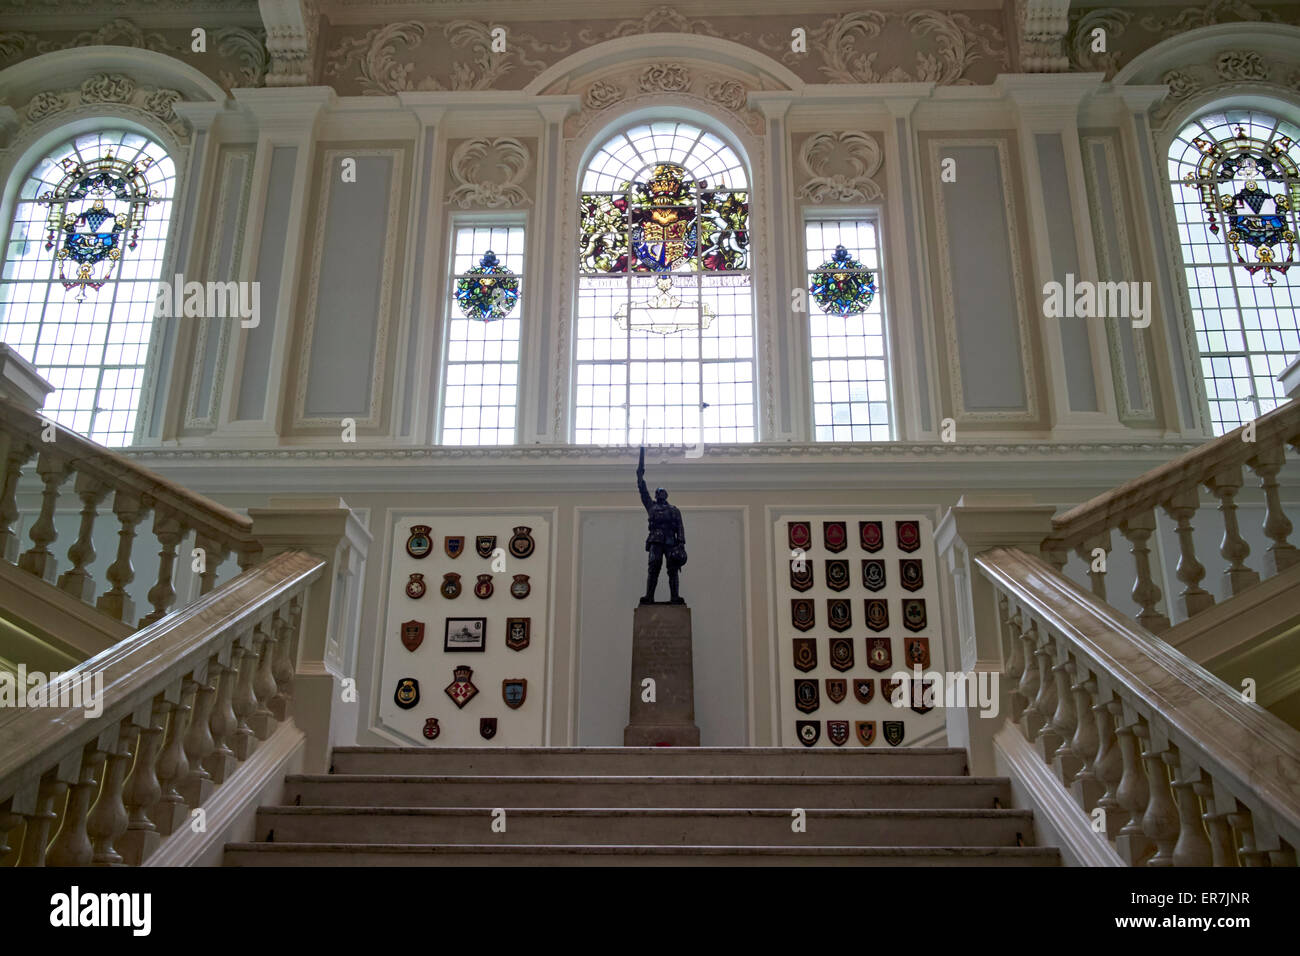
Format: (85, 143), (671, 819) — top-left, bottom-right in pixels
(1018, 0), (1072, 73)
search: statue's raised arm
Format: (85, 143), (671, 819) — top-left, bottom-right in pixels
(636, 446), (653, 511)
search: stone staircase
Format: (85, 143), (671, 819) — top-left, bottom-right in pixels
(223, 747), (1060, 865)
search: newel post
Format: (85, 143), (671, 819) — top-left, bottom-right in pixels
(935, 495), (1058, 776)
(247, 497), (370, 773)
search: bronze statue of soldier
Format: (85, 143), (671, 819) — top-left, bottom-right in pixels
(636, 446), (687, 604)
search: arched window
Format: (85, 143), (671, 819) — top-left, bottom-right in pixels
(575, 120), (755, 445)
(0, 130), (175, 446)
(1168, 108), (1300, 434)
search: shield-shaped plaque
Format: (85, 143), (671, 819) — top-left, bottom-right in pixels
(825, 559), (849, 592)
(510, 574), (531, 599)
(794, 679), (820, 714)
(400, 619), (425, 652)
(509, 526), (535, 559)
(867, 637), (892, 672)
(853, 678), (875, 704)
(827, 720), (849, 747)
(440, 572), (462, 599)
(790, 561), (813, 592)
(823, 521), (847, 553)
(826, 679), (847, 704)
(903, 598), (927, 632)
(862, 559), (886, 592)
(829, 637), (854, 672)
(503, 679), (527, 709)
(796, 720), (820, 747)
(480, 717), (497, 740)
(881, 679), (904, 706)
(855, 721), (876, 746)
(506, 617), (531, 651)
(791, 599), (815, 632)
(792, 637), (817, 673)
(883, 721), (905, 746)
(406, 525), (433, 559)
(860, 520), (883, 553)
(406, 573), (427, 599)
(905, 637), (930, 670)
(445, 665), (478, 709)
(474, 574), (494, 599)
(394, 678), (420, 710)
(445, 536), (465, 559)
(897, 520), (921, 553)
(865, 599), (889, 632)
(422, 717), (440, 739)
(788, 521), (812, 551)
(911, 679), (936, 715)
(476, 535), (496, 559)
(827, 598), (852, 632)
(900, 559), (924, 592)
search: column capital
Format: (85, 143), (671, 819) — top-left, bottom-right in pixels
(1116, 85), (1170, 116)
(232, 86), (336, 137)
(996, 73), (1106, 128)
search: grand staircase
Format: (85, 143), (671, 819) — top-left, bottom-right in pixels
(222, 746), (1060, 865)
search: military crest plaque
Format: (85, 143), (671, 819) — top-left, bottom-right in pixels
(827, 720), (850, 747)
(855, 721), (876, 746)
(853, 678), (875, 704)
(823, 521), (847, 553)
(475, 535), (496, 559)
(405, 573), (427, 600)
(440, 572), (462, 599)
(903, 598), (927, 632)
(859, 520), (883, 553)
(791, 599), (815, 632)
(400, 620), (424, 652)
(827, 598), (852, 632)
(883, 721), (905, 746)
(422, 717), (440, 740)
(862, 559), (886, 592)
(503, 679), (527, 709)
(474, 573), (494, 599)
(867, 637), (892, 672)
(445, 665), (478, 708)
(828, 637), (854, 672)
(865, 599), (889, 632)
(896, 520), (921, 553)
(905, 637), (931, 670)
(406, 525), (433, 560)
(825, 679), (847, 704)
(794, 679), (820, 714)
(506, 617), (531, 652)
(796, 721), (820, 747)
(788, 521), (812, 551)
(508, 526), (535, 559)
(393, 678), (420, 710)
(825, 559), (850, 592)
(900, 559), (924, 592)
(792, 637), (817, 673)
(444, 536), (465, 559)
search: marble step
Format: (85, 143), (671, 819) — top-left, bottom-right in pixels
(329, 746), (969, 777)
(224, 843), (1061, 866)
(283, 774), (1010, 809)
(255, 805), (1033, 847)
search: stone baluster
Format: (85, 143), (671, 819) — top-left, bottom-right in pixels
(193, 533), (230, 595)
(1077, 531), (1112, 601)
(1049, 655), (1081, 780)
(205, 653), (239, 785)
(57, 472), (111, 602)
(1068, 675), (1102, 808)
(152, 683), (194, 837)
(140, 509), (187, 627)
(1139, 738), (1181, 866)
(251, 619), (279, 739)
(1248, 445), (1299, 574)
(1113, 709), (1153, 865)
(1119, 511), (1171, 633)
(1227, 808), (1268, 866)
(0, 437), (36, 563)
(1031, 627), (1061, 759)
(1169, 759), (1214, 867)
(17, 450), (71, 582)
(1205, 466), (1260, 596)
(86, 722), (134, 866)
(1016, 618), (1043, 738)
(47, 744), (104, 867)
(17, 775), (67, 867)
(95, 490), (151, 624)
(270, 604), (296, 721)
(1200, 790), (1239, 867)
(118, 699), (166, 865)
(1161, 489), (1215, 618)
(1091, 695), (1124, 840)
(230, 631), (260, 760)
(181, 664), (217, 807)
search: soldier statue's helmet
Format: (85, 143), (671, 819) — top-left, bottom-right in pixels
(655, 487), (668, 501)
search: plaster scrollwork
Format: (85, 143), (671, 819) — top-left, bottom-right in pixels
(582, 80), (626, 111)
(760, 9), (1007, 84)
(446, 137), (532, 209)
(24, 91), (67, 124)
(1215, 50), (1269, 82)
(1161, 68), (1201, 101)
(215, 27), (273, 89)
(638, 63), (690, 93)
(81, 73), (136, 104)
(704, 79), (747, 113)
(14, 75), (189, 140)
(797, 131), (884, 203)
(576, 6), (753, 44)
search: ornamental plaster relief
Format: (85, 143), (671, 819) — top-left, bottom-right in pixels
(1151, 50), (1300, 125)
(11, 73), (191, 141)
(795, 131), (885, 204)
(445, 137), (534, 209)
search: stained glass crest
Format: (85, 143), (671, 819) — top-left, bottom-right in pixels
(810, 245), (876, 316)
(454, 250), (520, 320)
(1182, 125), (1298, 285)
(37, 151), (161, 301)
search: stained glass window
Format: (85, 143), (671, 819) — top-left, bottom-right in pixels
(1169, 109), (1300, 434)
(805, 219), (892, 441)
(576, 121), (755, 445)
(441, 225), (523, 444)
(0, 130), (175, 446)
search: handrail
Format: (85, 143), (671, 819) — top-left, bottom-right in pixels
(976, 545), (1300, 862)
(0, 549), (324, 866)
(1046, 400), (1300, 549)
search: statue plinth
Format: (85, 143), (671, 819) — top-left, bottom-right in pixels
(624, 603), (700, 747)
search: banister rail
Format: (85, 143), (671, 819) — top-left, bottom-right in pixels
(0, 396), (261, 628)
(1040, 400), (1300, 630)
(0, 549), (324, 866)
(976, 545), (1300, 866)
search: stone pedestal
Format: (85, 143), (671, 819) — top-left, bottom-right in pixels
(624, 604), (700, 746)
